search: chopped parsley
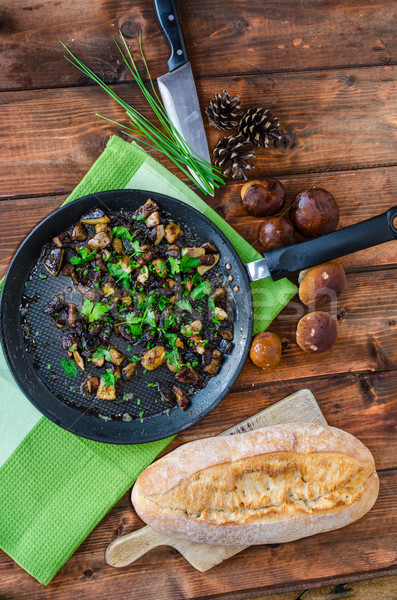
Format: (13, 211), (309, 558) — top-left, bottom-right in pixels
(129, 354), (141, 363)
(60, 358), (78, 379)
(190, 280), (211, 300)
(102, 369), (117, 387)
(177, 299), (193, 312)
(70, 247), (96, 265)
(112, 226), (136, 243)
(81, 299), (111, 322)
(107, 261), (133, 288)
(92, 347), (112, 362)
(179, 254), (201, 272)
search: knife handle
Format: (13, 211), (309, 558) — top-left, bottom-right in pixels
(265, 206), (397, 281)
(153, 0), (189, 72)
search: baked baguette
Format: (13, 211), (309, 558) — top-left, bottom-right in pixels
(131, 423), (379, 545)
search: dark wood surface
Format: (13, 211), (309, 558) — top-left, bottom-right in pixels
(1, 1), (397, 598)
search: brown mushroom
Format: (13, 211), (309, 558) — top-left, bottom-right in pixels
(141, 346), (166, 370)
(52, 232), (71, 248)
(82, 376), (99, 394)
(258, 216), (296, 250)
(122, 362), (137, 381)
(298, 261), (346, 307)
(173, 386), (189, 410)
(146, 211), (161, 228)
(80, 208), (110, 225)
(87, 232), (112, 251)
(72, 223), (88, 242)
(44, 248), (64, 277)
(296, 311), (337, 353)
(241, 179), (286, 217)
(290, 187), (339, 238)
(137, 198), (159, 218)
(249, 332), (281, 369)
(164, 222), (183, 243)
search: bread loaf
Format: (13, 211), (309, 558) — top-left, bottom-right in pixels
(131, 423), (379, 545)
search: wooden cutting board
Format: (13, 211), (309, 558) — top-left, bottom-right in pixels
(105, 388), (327, 572)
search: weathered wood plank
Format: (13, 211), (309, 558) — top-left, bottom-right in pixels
(0, 66), (397, 198)
(1, 469), (395, 600)
(1, 164), (397, 279)
(0, 0), (396, 91)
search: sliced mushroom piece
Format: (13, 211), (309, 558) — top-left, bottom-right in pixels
(166, 278), (176, 290)
(119, 255), (133, 274)
(152, 259), (167, 278)
(95, 223), (111, 234)
(60, 333), (79, 351)
(82, 376), (99, 394)
(44, 248), (64, 277)
(214, 307), (228, 321)
(112, 237), (124, 255)
(146, 211), (161, 228)
(137, 265), (149, 285)
(67, 303), (77, 327)
(121, 293), (132, 306)
(137, 250), (155, 266)
(203, 349), (222, 376)
(72, 223), (88, 242)
(164, 222), (183, 243)
(81, 208), (110, 225)
(217, 327), (234, 341)
(137, 198), (159, 218)
(97, 378), (116, 400)
(109, 347), (125, 366)
(92, 354), (105, 368)
(122, 362), (137, 381)
(73, 350), (85, 371)
(218, 338), (233, 354)
(182, 247), (205, 258)
(157, 382), (174, 403)
(42, 294), (64, 316)
(175, 337), (184, 349)
(102, 248), (112, 261)
(182, 320), (202, 336)
(52, 232), (71, 248)
(141, 346), (166, 371)
(87, 232), (112, 251)
(102, 276), (117, 298)
(77, 283), (103, 302)
(173, 386), (189, 411)
(175, 367), (200, 385)
(211, 286), (226, 300)
(165, 244), (181, 258)
(185, 277), (194, 292)
(201, 241), (218, 254)
(61, 263), (74, 277)
(197, 253), (219, 275)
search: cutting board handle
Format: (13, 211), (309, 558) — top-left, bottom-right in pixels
(105, 525), (174, 567)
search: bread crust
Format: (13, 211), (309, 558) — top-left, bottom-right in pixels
(131, 423), (379, 545)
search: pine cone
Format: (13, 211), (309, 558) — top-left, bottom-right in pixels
(213, 133), (256, 180)
(238, 107), (282, 148)
(205, 90), (243, 131)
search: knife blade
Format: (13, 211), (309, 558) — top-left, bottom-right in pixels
(153, 0), (213, 193)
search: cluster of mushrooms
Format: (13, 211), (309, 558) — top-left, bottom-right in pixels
(241, 180), (346, 370)
(41, 199), (234, 410)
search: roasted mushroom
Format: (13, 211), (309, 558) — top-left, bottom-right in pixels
(72, 223), (88, 242)
(82, 376), (99, 394)
(81, 208), (110, 225)
(164, 222), (183, 243)
(137, 198), (159, 218)
(44, 248), (64, 277)
(52, 232), (71, 248)
(173, 385), (189, 410)
(141, 346), (166, 371)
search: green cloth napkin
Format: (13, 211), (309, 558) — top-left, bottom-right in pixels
(0, 136), (297, 585)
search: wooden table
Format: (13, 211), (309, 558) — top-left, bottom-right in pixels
(0, 1), (396, 598)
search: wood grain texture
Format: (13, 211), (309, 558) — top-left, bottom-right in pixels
(249, 574), (397, 600)
(0, 0), (396, 91)
(0, 469), (395, 600)
(1, 164), (397, 279)
(0, 65), (397, 198)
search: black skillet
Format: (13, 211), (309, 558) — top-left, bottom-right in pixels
(1, 189), (397, 444)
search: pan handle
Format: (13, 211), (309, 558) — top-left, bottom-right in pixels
(265, 206), (397, 281)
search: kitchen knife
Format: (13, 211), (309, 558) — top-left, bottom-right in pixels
(153, 0), (212, 192)
(246, 206), (397, 281)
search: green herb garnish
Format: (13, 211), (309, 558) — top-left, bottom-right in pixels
(60, 358), (78, 378)
(177, 299), (193, 312)
(112, 226), (136, 242)
(92, 347), (112, 362)
(107, 261), (133, 288)
(103, 369), (117, 386)
(61, 34), (224, 196)
(70, 247), (96, 265)
(190, 280), (211, 300)
(81, 299), (111, 322)
(179, 254), (201, 272)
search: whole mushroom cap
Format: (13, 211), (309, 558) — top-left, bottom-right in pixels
(241, 179), (287, 217)
(258, 216), (296, 250)
(296, 311), (337, 353)
(290, 186), (339, 237)
(299, 261), (346, 307)
(250, 331), (282, 369)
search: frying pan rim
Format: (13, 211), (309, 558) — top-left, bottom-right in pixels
(0, 189), (254, 444)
